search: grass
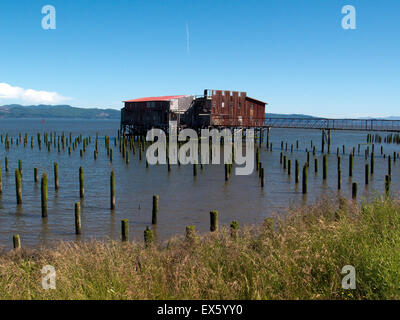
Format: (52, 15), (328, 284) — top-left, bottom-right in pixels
(1, 195), (400, 300)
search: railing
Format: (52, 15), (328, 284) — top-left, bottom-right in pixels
(264, 118), (400, 132)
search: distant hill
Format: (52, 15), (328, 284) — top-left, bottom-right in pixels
(358, 116), (400, 120)
(266, 113), (320, 119)
(0, 104), (120, 120)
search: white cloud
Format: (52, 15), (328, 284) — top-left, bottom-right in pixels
(0, 82), (69, 104)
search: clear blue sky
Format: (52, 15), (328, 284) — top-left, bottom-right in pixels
(0, 0), (399, 118)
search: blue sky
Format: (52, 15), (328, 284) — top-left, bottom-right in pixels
(0, 0), (399, 117)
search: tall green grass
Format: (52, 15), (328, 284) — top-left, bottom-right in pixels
(1, 196), (400, 300)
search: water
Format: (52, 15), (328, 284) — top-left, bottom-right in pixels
(0, 119), (399, 249)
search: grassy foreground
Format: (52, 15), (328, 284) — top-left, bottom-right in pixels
(1, 196), (400, 300)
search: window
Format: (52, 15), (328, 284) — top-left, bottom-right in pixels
(250, 103), (254, 109)
(238, 102), (241, 109)
(222, 102), (225, 108)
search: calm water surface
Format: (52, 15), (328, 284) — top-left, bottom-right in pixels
(0, 119), (399, 249)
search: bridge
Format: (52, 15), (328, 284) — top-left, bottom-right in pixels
(264, 118), (400, 132)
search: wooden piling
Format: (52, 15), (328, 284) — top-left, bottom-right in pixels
(152, 195), (159, 224)
(314, 158), (318, 174)
(225, 163), (229, 181)
(323, 155), (327, 180)
(365, 164), (369, 185)
(75, 202), (81, 235)
(79, 167), (84, 198)
(210, 210), (218, 232)
(144, 226), (154, 246)
(110, 171), (115, 210)
(349, 154), (353, 177)
(121, 219), (129, 242)
(385, 175), (391, 197)
(15, 169), (22, 204)
(368, 153), (373, 176)
(13, 234), (21, 249)
(230, 221), (239, 239)
(54, 162), (59, 190)
(41, 173), (48, 218)
(18, 159), (22, 176)
(352, 182), (358, 199)
(185, 225), (196, 241)
(261, 167), (265, 188)
(302, 165), (308, 194)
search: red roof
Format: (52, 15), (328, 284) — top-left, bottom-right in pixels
(124, 95), (187, 103)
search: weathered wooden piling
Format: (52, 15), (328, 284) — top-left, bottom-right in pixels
(13, 234), (21, 249)
(121, 219), (129, 242)
(314, 158), (318, 174)
(193, 163), (197, 177)
(349, 154), (353, 177)
(385, 175), (391, 196)
(288, 160), (291, 176)
(302, 165), (308, 194)
(75, 202), (81, 235)
(323, 155), (327, 180)
(365, 164), (369, 185)
(295, 160), (299, 183)
(41, 173), (48, 217)
(54, 162), (59, 190)
(352, 182), (358, 199)
(185, 225), (196, 241)
(34, 167), (39, 183)
(5, 157), (8, 172)
(79, 167), (84, 198)
(230, 221), (239, 239)
(144, 226), (154, 246)
(371, 152), (374, 175)
(388, 156), (392, 176)
(18, 159), (22, 176)
(152, 195), (159, 224)
(110, 171), (115, 210)
(225, 163), (229, 181)
(261, 167), (265, 188)
(210, 210), (218, 232)
(338, 169), (341, 190)
(15, 169), (22, 204)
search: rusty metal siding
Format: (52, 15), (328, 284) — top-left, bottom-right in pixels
(210, 90), (265, 127)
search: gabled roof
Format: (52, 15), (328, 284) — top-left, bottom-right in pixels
(246, 96), (268, 105)
(124, 95), (187, 103)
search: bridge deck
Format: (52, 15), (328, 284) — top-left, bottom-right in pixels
(264, 118), (400, 132)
